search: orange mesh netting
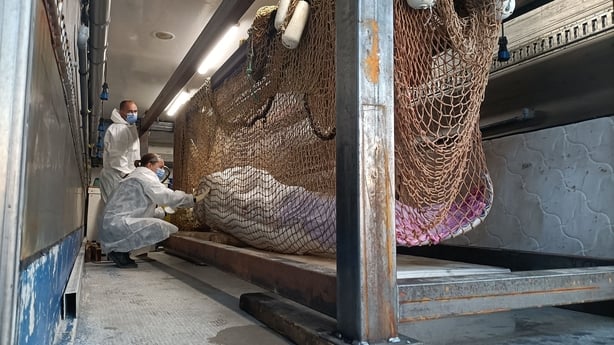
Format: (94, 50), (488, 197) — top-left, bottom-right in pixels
(394, 0), (499, 245)
(171, 0), (500, 256)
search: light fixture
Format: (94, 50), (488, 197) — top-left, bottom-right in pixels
(197, 25), (239, 75)
(497, 36), (510, 61)
(166, 91), (191, 116)
(100, 82), (109, 101)
(152, 31), (175, 40)
(497, 24), (510, 62)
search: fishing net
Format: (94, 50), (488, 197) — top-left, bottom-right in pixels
(171, 0), (500, 256)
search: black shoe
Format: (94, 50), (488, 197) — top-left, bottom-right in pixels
(108, 251), (138, 268)
(123, 252), (137, 264)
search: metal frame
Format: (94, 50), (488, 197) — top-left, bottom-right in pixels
(63, 241), (86, 320)
(0, 1), (35, 344)
(399, 245), (614, 271)
(165, 235), (338, 317)
(335, 0), (398, 342)
(491, 2), (613, 73)
(398, 267), (614, 322)
(164, 237), (614, 321)
(164, 0), (614, 344)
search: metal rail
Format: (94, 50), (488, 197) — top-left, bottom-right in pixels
(42, 0), (88, 187)
(491, 5), (613, 72)
(164, 236), (614, 325)
(398, 267), (614, 322)
(399, 245), (614, 271)
(164, 235), (338, 317)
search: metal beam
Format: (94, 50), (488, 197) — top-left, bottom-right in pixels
(165, 235), (614, 324)
(398, 266), (614, 322)
(335, 0), (397, 342)
(398, 245), (614, 271)
(63, 242), (86, 319)
(164, 234), (338, 317)
(139, 0), (256, 135)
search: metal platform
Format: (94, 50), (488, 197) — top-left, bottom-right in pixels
(163, 233), (614, 322)
(62, 250), (614, 345)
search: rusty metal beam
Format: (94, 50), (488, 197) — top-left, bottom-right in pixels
(398, 244), (614, 271)
(164, 235), (337, 317)
(165, 232), (614, 322)
(398, 266), (614, 322)
(164, 235), (614, 326)
(239, 292), (337, 345)
(335, 0), (397, 343)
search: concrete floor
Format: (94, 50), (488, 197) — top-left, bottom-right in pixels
(61, 251), (614, 345)
(67, 252), (292, 345)
(400, 307), (614, 345)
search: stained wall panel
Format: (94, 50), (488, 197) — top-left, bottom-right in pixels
(21, 2), (84, 259)
(446, 116), (614, 259)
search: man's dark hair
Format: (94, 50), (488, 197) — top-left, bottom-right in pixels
(135, 153), (161, 167)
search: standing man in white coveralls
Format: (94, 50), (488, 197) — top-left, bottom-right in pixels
(99, 100), (141, 203)
(101, 153), (205, 268)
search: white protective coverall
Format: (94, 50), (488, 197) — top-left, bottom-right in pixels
(100, 167), (195, 253)
(99, 108), (141, 202)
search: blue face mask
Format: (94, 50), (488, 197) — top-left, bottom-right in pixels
(156, 168), (166, 180)
(126, 112), (138, 124)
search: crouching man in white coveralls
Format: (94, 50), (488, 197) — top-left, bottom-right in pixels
(100, 153), (205, 268)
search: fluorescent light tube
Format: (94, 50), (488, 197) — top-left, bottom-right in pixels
(197, 25), (239, 75)
(166, 91), (191, 116)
